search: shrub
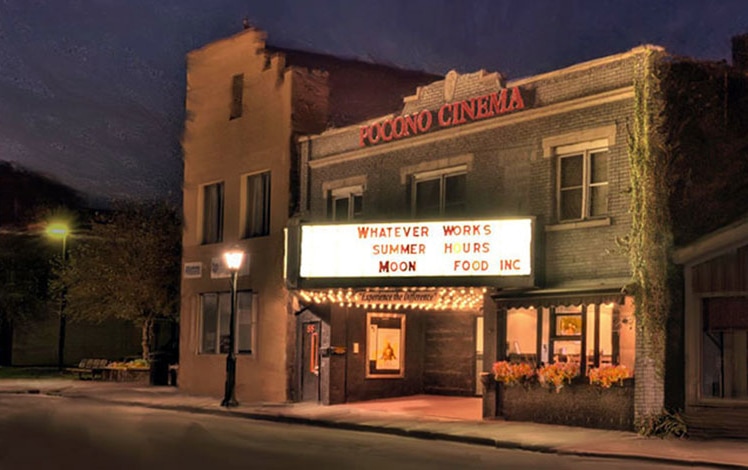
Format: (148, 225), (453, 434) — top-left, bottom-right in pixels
(637, 409), (688, 439)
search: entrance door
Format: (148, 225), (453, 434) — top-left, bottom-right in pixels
(475, 316), (483, 396)
(301, 321), (320, 402)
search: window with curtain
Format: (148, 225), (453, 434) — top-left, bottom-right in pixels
(200, 291), (256, 354)
(702, 297), (748, 399)
(244, 171), (270, 238)
(201, 182), (224, 244)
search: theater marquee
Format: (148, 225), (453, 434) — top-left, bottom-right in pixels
(298, 219), (533, 279)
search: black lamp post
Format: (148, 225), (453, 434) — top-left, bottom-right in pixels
(46, 222), (69, 371)
(221, 249), (245, 407)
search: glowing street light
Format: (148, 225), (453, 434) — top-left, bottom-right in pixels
(46, 221), (70, 371)
(221, 248), (245, 407)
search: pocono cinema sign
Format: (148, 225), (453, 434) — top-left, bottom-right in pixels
(299, 219), (533, 279)
(359, 87), (527, 147)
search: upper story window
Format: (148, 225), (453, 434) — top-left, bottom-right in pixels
(243, 171), (271, 238)
(201, 182), (224, 244)
(558, 149), (609, 222)
(230, 73), (244, 120)
(412, 166), (466, 218)
(327, 186), (363, 221)
(543, 125), (616, 225)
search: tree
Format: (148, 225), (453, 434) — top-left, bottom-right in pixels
(56, 201), (181, 359)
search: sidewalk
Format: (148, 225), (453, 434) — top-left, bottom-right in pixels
(2, 378), (748, 469)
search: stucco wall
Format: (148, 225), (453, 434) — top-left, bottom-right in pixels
(180, 29), (293, 402)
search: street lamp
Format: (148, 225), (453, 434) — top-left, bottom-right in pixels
(221, 248), (245, 407)
(46, 222), (70, 371)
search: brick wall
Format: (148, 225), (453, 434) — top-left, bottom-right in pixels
(307, 95), (634, 286)
(301, 48), (654, 416)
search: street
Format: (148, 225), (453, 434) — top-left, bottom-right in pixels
(0, 394), (716, 470)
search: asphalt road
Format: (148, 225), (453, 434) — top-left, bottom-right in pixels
(0, 394), (715, 470)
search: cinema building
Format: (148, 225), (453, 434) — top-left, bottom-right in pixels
(286, 37), (748, 432)
(288, 51), (643, 429)
(179, 28), (437, 402)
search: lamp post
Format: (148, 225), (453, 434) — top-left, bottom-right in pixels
(46, 222), (69, 371)
(221, 248), (245, 407)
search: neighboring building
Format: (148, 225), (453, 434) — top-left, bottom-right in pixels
(179, 28), (438, 402)
(669, 34), (748, 437)
(0, 161), (141, 366)
(674, 215), (748, 438)
(287, 35), (748, 433)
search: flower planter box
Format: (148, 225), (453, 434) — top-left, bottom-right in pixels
(502, 378), (634, 431)
(102, 367), (150, 384)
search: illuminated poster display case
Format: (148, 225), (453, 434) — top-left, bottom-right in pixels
(550, 305), (584, 364)
(366, 313), (405, 378)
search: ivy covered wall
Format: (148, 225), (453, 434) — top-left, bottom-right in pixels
(659, 58), (748, 245)
(627, 48), (748, 425)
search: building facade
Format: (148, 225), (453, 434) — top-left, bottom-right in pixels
(668, 34), (748, 437)
(289, 49), (645, 429)
(674, 216), (748, 438)
(179, 28), (437, 402)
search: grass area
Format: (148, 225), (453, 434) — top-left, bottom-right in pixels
(0, 367), (75, 379)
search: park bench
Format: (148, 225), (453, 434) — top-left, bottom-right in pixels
(65, 358), (109, 380)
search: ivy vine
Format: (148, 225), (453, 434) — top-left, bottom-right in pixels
(625, 48), (672, 375)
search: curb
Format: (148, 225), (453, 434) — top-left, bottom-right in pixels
(33, 391), (748, 470)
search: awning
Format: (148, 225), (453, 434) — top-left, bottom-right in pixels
(296, 286), (487, 311)
(492, 278), (629, 309)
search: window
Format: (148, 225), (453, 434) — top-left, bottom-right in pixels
(201, 182), (224, 244)
(702, 297), (748, 399)
(558, 149), (609, 221)
(244, 172), (271, 238)
(200, 291), (256, 354)
(412, 167), (466, 218)
(230, 73), (244, 119)
(505, 299), (636, 377)
(327, 186), (363, 221)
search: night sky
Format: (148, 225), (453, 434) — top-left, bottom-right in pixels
(1, 0), (747, 205)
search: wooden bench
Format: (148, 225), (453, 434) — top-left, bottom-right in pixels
(66, 358), (109, 380)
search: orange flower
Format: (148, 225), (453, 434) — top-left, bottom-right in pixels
(492, 361), (535, 386)
(537, 362), (579, 392)
(589, 365), (630, 388)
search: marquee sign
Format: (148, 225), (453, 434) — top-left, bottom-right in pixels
(359, 87), (526, 147)
(299, 219), (533, 279)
